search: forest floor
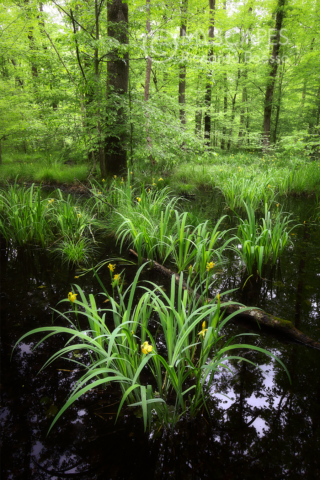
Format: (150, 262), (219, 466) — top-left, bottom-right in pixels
(1, 150), (320, 198)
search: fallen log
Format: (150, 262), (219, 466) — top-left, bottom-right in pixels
(129, 249), (320, 351)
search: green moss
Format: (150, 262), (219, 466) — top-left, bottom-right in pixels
(272, 316), (295, 329)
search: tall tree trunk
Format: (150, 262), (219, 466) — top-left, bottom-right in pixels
(227, 66), (241, 150)
(144, 0), (153, 160)
(179, 0), (188, 126)
(238, 78), (247, 145)
(94, 0), (105, 176)
(262, 0), (286, 151)
(272, 60), (285, 143)
(221, 72), (228, 150)
(204, 0), (215, 145)
(105, 0), (129, 176)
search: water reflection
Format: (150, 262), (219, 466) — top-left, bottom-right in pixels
(1, 195), (320, 479)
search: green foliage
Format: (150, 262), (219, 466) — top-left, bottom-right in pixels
(234, 201), (296, 276)
(0, 180), (52, 247)
(12, 265), (290, 433)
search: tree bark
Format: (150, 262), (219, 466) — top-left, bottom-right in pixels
(105, 0), (129, 176)
(272, 60), (285, 143)
(221, 72), (228, 150)
(262, 0), (286, 151)
(204, 0), (215, 145)
(144, 0), (153, 161)
(179, 0), (188, 126)
(227, 66), (241, 150)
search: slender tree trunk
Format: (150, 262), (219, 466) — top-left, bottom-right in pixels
(144, 0), (153, 160)
(221, 72), (228, 150)
(262, 0), (286, 151)
(227, 66), (241, 150)
(179, 0), (188, 126)
(272, 60), (285, 143)
(0, 139), (2, 165)
(94, 0), (105, 176)
(238, 79), (247, 145)
(105, 0), (129, 176)
(204, 0), (215, 145)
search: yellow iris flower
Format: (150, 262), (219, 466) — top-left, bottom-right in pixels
(198, 321), (208, 339)
(206, 261), (215, 272)
(141, 341), (153, 354)
(136, 197), (141, 202)
(113, 274), (121, 281)
(108, 263), (116, 272)
(68, 292), (78, 303)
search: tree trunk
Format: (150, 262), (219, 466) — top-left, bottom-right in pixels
(94, 0), (105, 176)
(262, 0), (286, 151)
(179, 0), (188, 126)
(144, 0), (153, 160)
(227, 66), (241, 150)
(221, 72), (228, 150)
(272, 60), (285, 144)
(204, 0), (215, 146)
(105, 0), (129, 176)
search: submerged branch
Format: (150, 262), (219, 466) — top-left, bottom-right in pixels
(129, 249), (320, 351)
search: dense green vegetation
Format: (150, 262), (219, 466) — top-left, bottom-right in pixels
(1, 0), (320, 179)
(2, 0), (319, 435)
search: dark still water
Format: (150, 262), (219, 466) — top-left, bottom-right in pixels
(1, 194), (320, 479)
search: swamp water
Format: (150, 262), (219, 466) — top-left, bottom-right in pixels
(1, 193), (320, 479)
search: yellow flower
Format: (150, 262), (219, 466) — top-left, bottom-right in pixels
(268, 184), (271, 188)
(77, 214), (81, 218)
(277, 203), (279, 208)
(102, 179), (105, 182)
(141, 341), (153, 354)
(130, 186), (132, 189)
(148, 188), (150, 192)
(74, 276), (79, 279)
(98, 191), (101, 195)
(131, 171), (133, 175)
(108, 263), (116, 272)
(113, 274), (121, 282)
(114, 175), (117, 179)
(152, 183), (156, 186)
(136, 197), (141, 202)
(188, 264), (193, 271)
(158, 177), (163, 181)
(206, 261), (215, 272)
(68, 291), (78, 303)
(217, 293), (220, 301)
(198, 321), (208, 339)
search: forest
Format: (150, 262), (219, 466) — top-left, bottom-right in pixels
(1, 1), (320, 479)
(0, 0), (319, 177)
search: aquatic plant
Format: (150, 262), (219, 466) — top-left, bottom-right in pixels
(12, 265), (290, 433)
(0, 180), (52, 247)
(235, 201), (296, 276)
(51, 236), (97, 267)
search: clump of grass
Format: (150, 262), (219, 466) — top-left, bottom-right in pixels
(51, 236), (96, 266)
(234, 201), (296, 276)
(0, 180), (52, 247)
